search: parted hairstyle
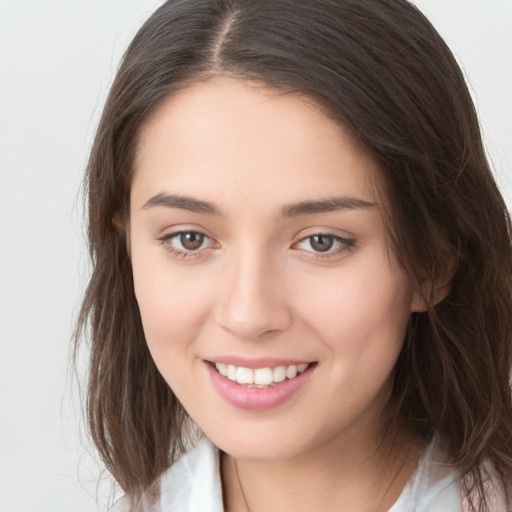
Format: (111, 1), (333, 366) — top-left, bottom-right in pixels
(75, 0), (512, 508)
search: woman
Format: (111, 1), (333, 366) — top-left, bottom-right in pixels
(76, 0), (512, 510)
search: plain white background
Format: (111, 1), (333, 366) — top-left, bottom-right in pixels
(0, 1), (510, 511)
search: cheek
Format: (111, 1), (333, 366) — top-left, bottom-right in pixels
(289, 263), (412, 432)
(131, 248), (213, 365)
(132, 264), (217, 411)
(293, 259), (412, 362)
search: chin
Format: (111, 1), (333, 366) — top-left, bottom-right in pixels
(203, 422), (319, 462)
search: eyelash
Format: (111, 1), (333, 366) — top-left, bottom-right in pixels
(157, 231), (216, 259)
(293, 233), (356, 259)
(157, 231), (356, 260)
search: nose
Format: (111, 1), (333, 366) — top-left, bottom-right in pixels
(214, 245), (293, 340)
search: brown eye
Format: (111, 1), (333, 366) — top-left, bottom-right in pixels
(179, 232), (205, 250)
(159, 230), (215, 257)
(294, 233), (355, 258)
(309, 235), (334, 252)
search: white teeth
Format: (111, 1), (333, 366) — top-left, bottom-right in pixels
(273, 366), (286, 383)
(216, 362), (227, 377)
(227, 364), (237, 381)
(214, 362), (311, 386)
(236, 367), (254, 385)
(254, 368), (274, 385)
(286, 365), (298, 379)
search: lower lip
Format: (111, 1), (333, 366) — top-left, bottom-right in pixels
(205, 362), (315, 410)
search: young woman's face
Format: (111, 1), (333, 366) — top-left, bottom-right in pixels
(129, 78), (419, 461)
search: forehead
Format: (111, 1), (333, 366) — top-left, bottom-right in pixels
(131, 77), (383, 211)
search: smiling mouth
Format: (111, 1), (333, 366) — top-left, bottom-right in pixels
(210, 361), (315, 388)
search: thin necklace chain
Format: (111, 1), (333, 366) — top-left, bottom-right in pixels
(234, 458), (252, 512)
(231, 457), (399, 512)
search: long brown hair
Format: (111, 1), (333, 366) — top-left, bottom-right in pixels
(76, 0), (512, 508)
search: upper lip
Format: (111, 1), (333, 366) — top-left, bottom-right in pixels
(205, 357), (315, 369)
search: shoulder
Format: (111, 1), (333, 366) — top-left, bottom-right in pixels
(109, 437), (223, 512)
(109, 495), (130, 512)
(392, 438), (511, 512)
(158, 436), (224, 512)
(390, 438), (462, 512)
(461, 460), (510, 512)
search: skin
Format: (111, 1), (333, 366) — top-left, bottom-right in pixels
(129, 77), (425, 511)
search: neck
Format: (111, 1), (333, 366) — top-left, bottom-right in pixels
(221, 426), (423, 512)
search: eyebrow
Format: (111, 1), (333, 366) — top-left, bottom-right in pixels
(281, 196), (375, 217)
(142, 193), (222, 215)
(141, 192), (375, 217)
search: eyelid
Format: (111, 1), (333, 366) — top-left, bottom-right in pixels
(292, 231), (356, 258)
(156, 227), (218, 258)
(155, 225), (355, 260)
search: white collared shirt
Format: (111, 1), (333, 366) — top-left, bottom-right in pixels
(113, 436), (509, 511)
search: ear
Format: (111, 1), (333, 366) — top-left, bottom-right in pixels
(410, 274), (451, 312)
(112, 212), (131, 257)
(112, 212), (124, 231)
